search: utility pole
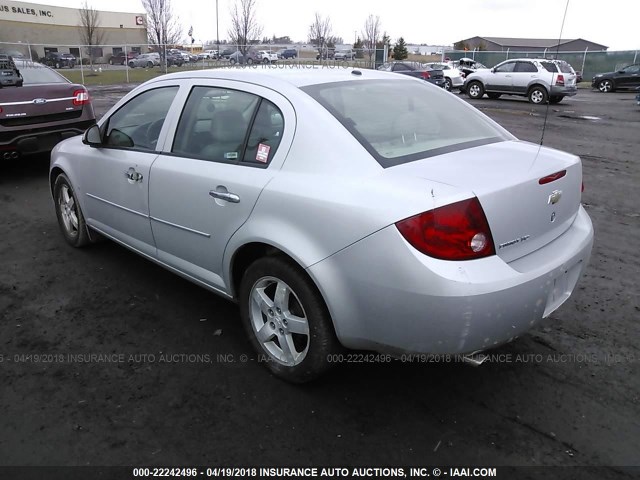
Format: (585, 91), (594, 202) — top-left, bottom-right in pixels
(216, 0), (220, 56)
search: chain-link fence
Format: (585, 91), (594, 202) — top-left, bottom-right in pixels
(444, 49), (639, 81)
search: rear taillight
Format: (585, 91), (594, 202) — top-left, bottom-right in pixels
(539, 170), (566, 184)
(555, 74), (565, 86)
(420, 71), (431, 80)
(395, 197), (495, 261)
(73, 88), (90, 106)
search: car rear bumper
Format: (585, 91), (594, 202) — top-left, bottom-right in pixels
(0, 120), (94, 155)
(550, 85), (578, 97)
(308, 205), (593, 356)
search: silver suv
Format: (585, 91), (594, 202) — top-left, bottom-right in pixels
(464, 58), (577, 104)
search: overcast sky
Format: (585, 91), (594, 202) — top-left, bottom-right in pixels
(43, 0), (638, 50)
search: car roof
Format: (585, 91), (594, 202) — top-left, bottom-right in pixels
(147, 66), (398, 88)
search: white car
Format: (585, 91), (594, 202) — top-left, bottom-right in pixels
(425, 62), (465, 91)
(49, 68), (593, 382)
(258, 51), (278, 63)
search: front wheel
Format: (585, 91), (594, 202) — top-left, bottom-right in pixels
(239, 256), (340, 383)
(229, 58), (236, 65)
(129, 62), (135, 68)
(528, 86), (548, 104)
(247, 58), (254, 65)
(147, 61), (153, 68)
(598, 79), (614, 93)
(466, 81), (485, 99)
(263, 57), (269, 64)
(55, 62), (61, 69)
(109, 59), (113, 65)
(54, 174), (90, 248)
(444, 78), (452, 91)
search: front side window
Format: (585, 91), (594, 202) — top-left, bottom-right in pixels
(494, 61), (516, 73)
(303, 80), (509, 168)
(104, 86), (178, 151)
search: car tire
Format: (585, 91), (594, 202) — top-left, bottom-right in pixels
(528, 85), (548, 104)
(549, 95), (564, 104)
(109, 59), (113, 65)
(466, 81), (485, 99)
(128, 62), (135, 68)
(239, 255), (340, 383)
(147, 61), (153, 68)
(444, 78), (452, 91)
(247, 58), (254, 65)
(598, 79), (614, 93)
(54, 174), (90, 248)
(487, 93), (502, 99)
(229, 58), (236, 65)
(55, 62), (60, 69)
(263, 58), (269, 64)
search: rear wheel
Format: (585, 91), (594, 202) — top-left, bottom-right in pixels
(239, 256), (340, 383)
(466, 81), (485, 99)
(598, 79), (614, 93)
(55, 62), (61, 69)
(444, 78), (452, 91)
(54, 174), (90, 248)
(247, 58), (254, 65)
(487, 92), (502, 99)
(109, 59), (113, 65)
(549, 95), (564, 104)
(263, 57), (269, 64)
(128, 61), (135, 68)
(528, 85), (548, 104)
(229, 58), (236, 65)
(146, 61), (153, 68)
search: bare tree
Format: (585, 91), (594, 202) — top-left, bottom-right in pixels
(361, 14), (382, 66)
(142, 0), (182, 51)
(308, 13), (332, 59)
(228, 0), (263, 55)
(78, 1), (106, 67)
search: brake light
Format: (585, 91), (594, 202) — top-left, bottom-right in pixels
(420, 71), (431, 80)
(395, 197), (495, 261)
(555, 74), (565, 86)
(539, 170), (566, 184)
(73, 88), (90, 106)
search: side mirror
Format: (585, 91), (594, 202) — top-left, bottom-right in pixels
(83, 124), (102, 146)
(491, 67), (496, 73)
(617, 70), (625, 74)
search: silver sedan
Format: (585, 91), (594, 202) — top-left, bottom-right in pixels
(50, 67), (593, 382)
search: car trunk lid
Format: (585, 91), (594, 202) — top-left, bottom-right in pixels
(389, 140), (583, 263)
(0, 83), (86, 127)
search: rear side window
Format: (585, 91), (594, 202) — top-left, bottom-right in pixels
(303, 79), (509, 168)
(515, 62), (537, 73)
(171, 86), (283, 167)
(541, 62), (558, 73)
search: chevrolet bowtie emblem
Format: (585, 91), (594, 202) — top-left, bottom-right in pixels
(548, 190), (562, 205)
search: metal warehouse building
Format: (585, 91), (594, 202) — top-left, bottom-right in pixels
(0, 0), (147, 60)
(456, 36), (608, 53)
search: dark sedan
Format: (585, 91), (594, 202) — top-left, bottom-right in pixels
(0, 60), (96, 159)
(377, 61), (446, 88)
(592, 64), (640, 92)
(42, 52), (76, 69)
(108, 51), (139, 65)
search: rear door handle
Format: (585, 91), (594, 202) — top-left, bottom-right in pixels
(209, 190), (240, 203)
(125, 167), (143, 183)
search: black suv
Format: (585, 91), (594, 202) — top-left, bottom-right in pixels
(592, 64), (640, 93)
(280, 48), (297, 59)
(43, 52), (76, 69)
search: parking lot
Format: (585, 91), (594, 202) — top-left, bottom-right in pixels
(0, 85), (638, 476)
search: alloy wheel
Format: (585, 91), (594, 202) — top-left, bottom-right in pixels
(58, 184), (79, 237)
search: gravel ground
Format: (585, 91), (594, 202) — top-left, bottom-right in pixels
(0, 85), (638, 478)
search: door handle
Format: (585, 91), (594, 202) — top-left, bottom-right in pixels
(209, 190), (240, 203)
(125, 167), (143, 183)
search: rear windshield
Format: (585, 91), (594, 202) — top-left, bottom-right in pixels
(16, 62), (68, 84)
(302, 79), (509, 168)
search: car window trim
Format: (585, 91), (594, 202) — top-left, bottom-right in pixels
(100, 85), (180, 154)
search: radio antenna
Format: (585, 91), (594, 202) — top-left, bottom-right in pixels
(539, 0), (571, 148)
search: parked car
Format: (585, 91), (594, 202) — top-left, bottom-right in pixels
(591, 63), (640, 92)
(48, 68), (593, 382)
(201, 50), (219, 59)
(377, 61), (446, 88)
(220, 48), (235, 59)
(457, 57), (487, 77)
(464, 58), (578, 104)
(425, 62), (465, 91)
(334, 50), (355, 61)
(315, 48), (335, 60)
(109, 51), (138, 65)
(180, 51), (198, 63)
(257, 51), (278, 63)
(279, 48), (298, 59)
(128, 53), (160, 68)
(228, 50), (263, 65)
(0, 54), (23, 87)
(165, 52), (184, 67)
(42, 52), (76, 69)
(0, 60), (95, 159)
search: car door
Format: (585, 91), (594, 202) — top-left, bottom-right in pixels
(81, 84), (181, 257)
(618, 65), (640, 87)
(512, 60), (539, 94)
(485, 60), (517, 92)
(148, 80), (294, 292)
